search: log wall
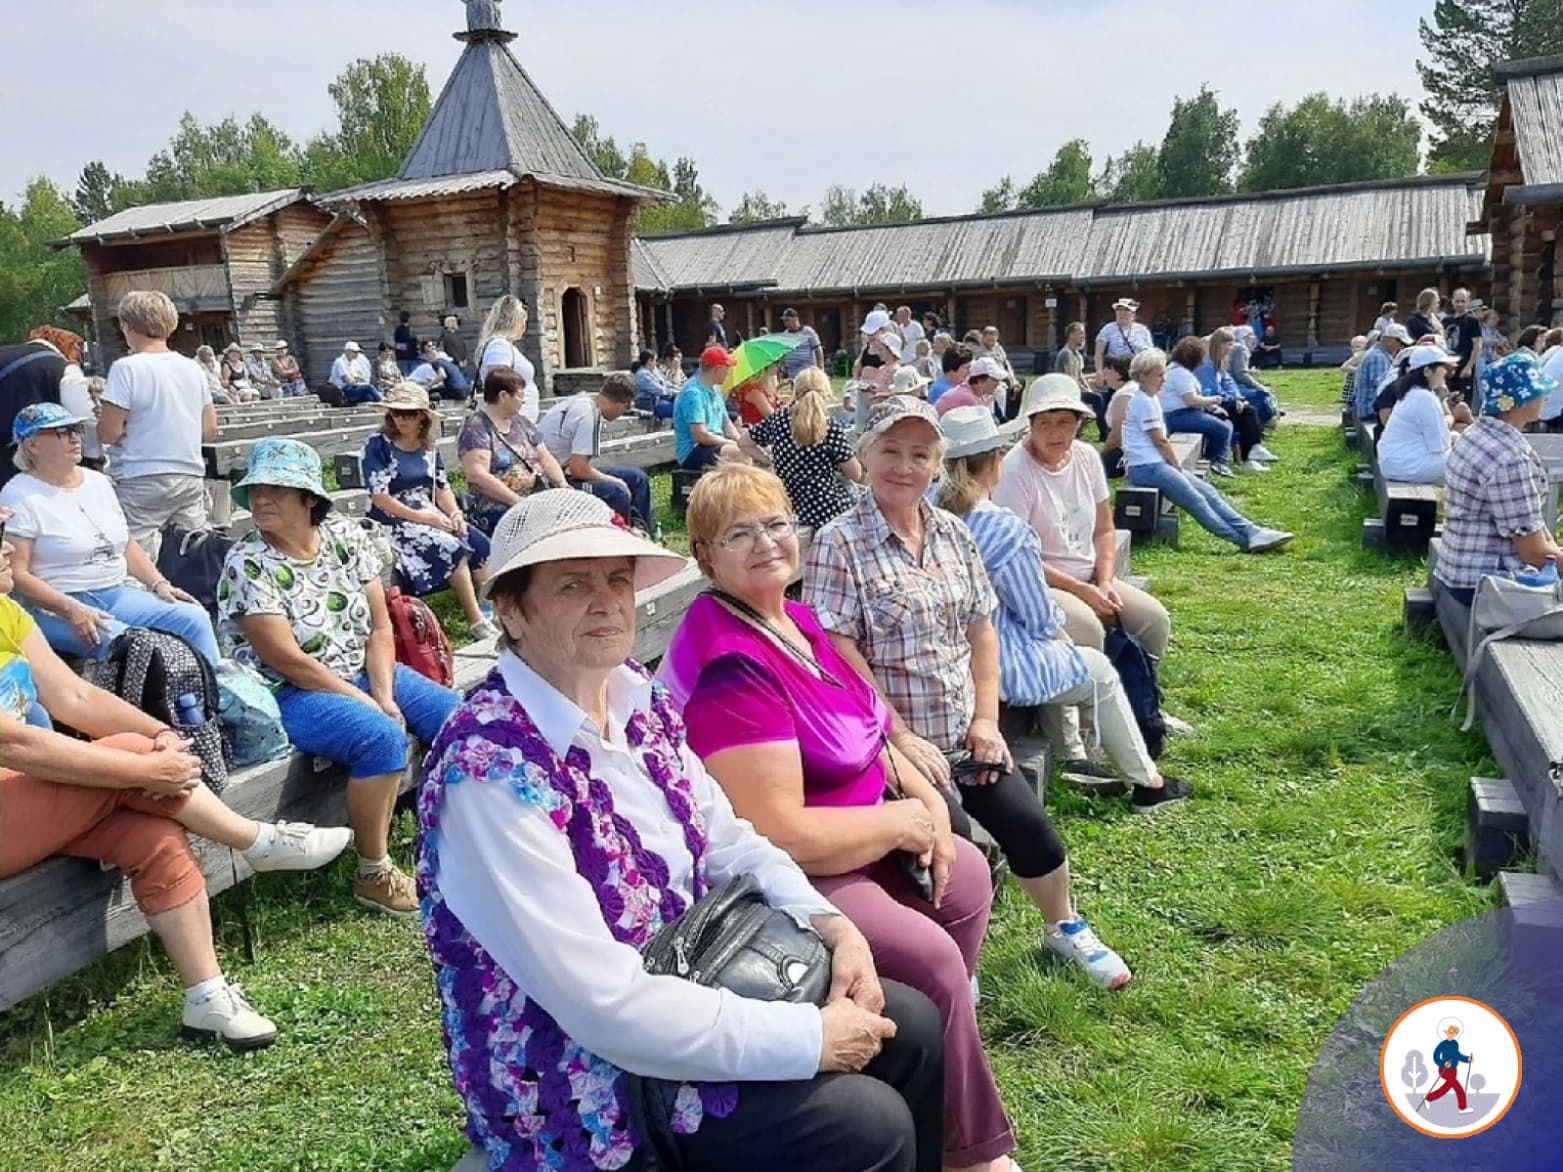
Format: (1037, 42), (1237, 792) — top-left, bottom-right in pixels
(291, 222), (386, 385)
(531, 185), (638, 373)
(226, 204), (333, 350)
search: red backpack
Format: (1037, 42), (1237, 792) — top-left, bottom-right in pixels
(384, 587), (454, 687)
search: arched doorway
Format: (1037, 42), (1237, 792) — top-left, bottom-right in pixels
(562, 287), (591, 368)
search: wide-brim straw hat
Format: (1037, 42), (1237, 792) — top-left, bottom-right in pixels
(940, 405), (1009, 460)
(889, 365), (932, 397)
(481, 489), (686, 601)
(384, 381), (441, 424)
(231, 436), (330, 510)
(1020, 373), (1094, 419)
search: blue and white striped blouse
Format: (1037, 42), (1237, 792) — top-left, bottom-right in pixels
(961, 500), (1090, 705)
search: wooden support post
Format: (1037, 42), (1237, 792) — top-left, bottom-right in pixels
(945, 293), (957, 335)
(744, 300), (756, 343)
(1076, 292), (1088, 331)
(1307, 279), (1321, 349)
(1045, 298), (1058, 353)
(1183, 288), (1197, 336)
(1348, 279), (1362, 336)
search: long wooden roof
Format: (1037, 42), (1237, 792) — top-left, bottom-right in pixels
(634, 175), (1488, 296)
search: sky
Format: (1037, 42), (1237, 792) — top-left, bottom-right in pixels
(2, 0), (1437, 219)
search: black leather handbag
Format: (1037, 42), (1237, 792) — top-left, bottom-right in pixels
(629, 873), (831, 1168)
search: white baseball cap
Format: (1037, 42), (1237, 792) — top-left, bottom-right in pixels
(968, 356), (1009, 384)
(1379, 323), (1413, 345)
(1406, 344), (1459, 372)
(344, 340), (362, 353)
(860, 309), (891, 336)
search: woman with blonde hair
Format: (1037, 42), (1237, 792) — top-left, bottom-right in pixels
(749, 365), (862, 528)
(475, 294), (538, 421)
(360, 383), (493, 638)
(1405, 287), (1443, 342)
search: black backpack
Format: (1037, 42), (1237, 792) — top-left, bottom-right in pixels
(90, 629), (229, 793)
(1104, 626), (1166, 760)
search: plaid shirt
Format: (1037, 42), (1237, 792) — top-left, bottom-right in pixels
(1435, 416), (1549, 589)
(804, 493), (997, 752)
(1354, 345), (1392, 420)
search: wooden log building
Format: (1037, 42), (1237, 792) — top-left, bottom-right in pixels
(1476, 55), (1563, 330)
(632, 175), (1492, 366)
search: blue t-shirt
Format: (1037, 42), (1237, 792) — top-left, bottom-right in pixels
(927, 377), (955, 406)
(673, 378), (729, 463)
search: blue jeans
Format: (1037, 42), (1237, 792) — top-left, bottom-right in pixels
(1163, 407), (1233, 466)
(575, 467), (652, 529)
(281, 379), (310, 397)
(1126, 460), (1261, 549)
(433, 360), (469, 393)
(26, 583), (220, 666)
(680, 445), (723, 472)
(275, 664), (459, 780)
(343, 384), (384, 405)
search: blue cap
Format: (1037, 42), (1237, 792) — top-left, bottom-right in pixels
(11, 401), (89, 445)
(1483, 352), (1559, 417)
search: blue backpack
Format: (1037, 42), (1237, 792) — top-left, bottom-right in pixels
(216, 660), (290, 768)
(1104, 627), (1166, 760)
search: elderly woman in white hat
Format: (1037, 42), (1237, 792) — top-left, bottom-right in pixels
(220, 342), (253, 401)
(938, 404), (1191, 817)
(850, 311), (905, 431)
(418, 489), (944, 1172)
(806, 396), (1133, 991)
(361, 382), (493, 639)
(1375, 345), (1464, 485)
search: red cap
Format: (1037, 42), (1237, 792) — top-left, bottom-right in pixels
(700, 345), (734, 369)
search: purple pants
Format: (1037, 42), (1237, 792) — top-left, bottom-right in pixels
(814, 835), (1015, 1167)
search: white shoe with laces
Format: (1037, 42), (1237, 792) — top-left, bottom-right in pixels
(1241, 458), (1272, 473)
(181, 984), (278, 1050)
(469, 618), (499, 642)
(243, 822), (353, 873)
(1043, 916), (1132, 991)
(1248, 444), (1279, 463)
(1210, 462), (1236, 478)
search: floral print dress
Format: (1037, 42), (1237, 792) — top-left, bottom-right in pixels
(362, 433), (490, 597)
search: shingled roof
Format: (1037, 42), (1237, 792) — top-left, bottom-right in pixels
(60, 188), (309, 247)
(634, 175), (1487, 295)
(1497, 55), (1563, 204)
(327, 0), (661, 204)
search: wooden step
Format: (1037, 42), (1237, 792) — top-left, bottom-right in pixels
(1497, 870), (1562, 906)
(1402, 586), (1436, 629)
(1466, 778), (1528, 882)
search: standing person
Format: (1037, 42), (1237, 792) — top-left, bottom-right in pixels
(475, 295), (538, 421)
(1353, 324), (1412, 425)
(439, 314), (468, 373)
(537, 371), (654, 531)
(219, 438), (462, 916)
(748, 367), (863, 529)
(895, 307), (925, 365)
(393, 310), (417, 374)
(1404, 288), (1443, 344)
(1373, 301), (1399, 336)
(853, 327), (904, 431)
(1093, 298), (1152, 379)
(246, 343), (282, 399)
(457, 367), (568, 537)
(1159, 336), (1238, 477)
(96, 291), (215, 561)
(0, 329), (68, 492)
(707, 302), (728, 347)
(1054, 322), (1100, 431)
(804, 397), (1138, 988)
(1424, 1020), (1475, 1114)
(779, 308), (824, 379)
(362, 383), (494, 639)
(852, 310), (892, 381)
(1444, 288), (1483, 409)
(675, 347), (745, 470)
(330, 341), (380, 404)
(271, 341), (309, 397)
(419, 490), (946, 1172)
(1122, 350), (1293, 552)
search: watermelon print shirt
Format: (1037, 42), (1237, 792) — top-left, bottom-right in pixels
(217, 511), (384, 688)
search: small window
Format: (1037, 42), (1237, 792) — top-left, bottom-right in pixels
(445, 272), (470, 310)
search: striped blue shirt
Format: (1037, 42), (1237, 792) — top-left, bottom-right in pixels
(961, 500), (1090, 705)
(1354, 346), (1392, 421)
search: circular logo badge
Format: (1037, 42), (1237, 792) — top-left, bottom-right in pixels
(1379, 996), (1522, 1139)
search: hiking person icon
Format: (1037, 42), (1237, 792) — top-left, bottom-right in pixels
(1419, 1018), (1475, 1115)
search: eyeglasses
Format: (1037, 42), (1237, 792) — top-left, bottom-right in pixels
(43, 425), (85, 439)
(715, 517), (796, 552)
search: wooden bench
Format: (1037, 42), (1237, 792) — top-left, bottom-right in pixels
(1111, 435), (1203, 546)
(1362, 460), (1442, 551)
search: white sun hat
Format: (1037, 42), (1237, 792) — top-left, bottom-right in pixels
(860, 309), (892, 336)
(939, 405), (1010, 460)
(481, 490), (686, 599)
(1020, 373), (1095, 419)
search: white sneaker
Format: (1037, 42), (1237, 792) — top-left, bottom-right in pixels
(1043, 916), (1132, 991)
(1161, 712), (1196, 738)
(468, 618), (499, 642)
(181, 984), (278, 1050)
(1245, 528), (1295, 553)
(1210, 462), (1235, 478)
(1241, 459), (1272, 473)
(243, 822), (353, 873)
(1249, 444), (1279, 463)
(970, 974), (981, 1005)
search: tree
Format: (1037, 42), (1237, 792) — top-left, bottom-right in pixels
(141, 112), (305, 202)
(1157, 86), (1240, 198)
(304, 54), (432, 190)
(637, 158), (719, 233)
(819, 183), (922, 226)
(1020, 140), (1095, 208)
(71, 160), (149, 224)
(1417, 0), (1563, 172)
(1240, 93), (1422, 191)
(729, 190), (790, 224)
(1096, 143), (1163, 203)
(0, 178), (85, 343)
(977, 176), (1018, 214)
(570, 114), (629, 180)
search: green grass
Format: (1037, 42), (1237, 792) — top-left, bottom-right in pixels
(0, 370), (1501, 1170)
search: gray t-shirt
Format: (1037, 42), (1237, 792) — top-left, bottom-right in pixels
(102, 350), (212, 480)
(538, 394), (601, 471)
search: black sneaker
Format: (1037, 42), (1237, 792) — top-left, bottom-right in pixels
(1056, 759), (1127, 797)
(1130, 775), (1192, 815)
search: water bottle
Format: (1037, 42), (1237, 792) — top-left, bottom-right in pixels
(1514, 562), (1559, 588)
(174, 692), (206, 730)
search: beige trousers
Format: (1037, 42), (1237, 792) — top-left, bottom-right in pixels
(1054, 578), (1171, 661)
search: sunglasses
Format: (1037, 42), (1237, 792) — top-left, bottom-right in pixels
(389, 409), (425, 419)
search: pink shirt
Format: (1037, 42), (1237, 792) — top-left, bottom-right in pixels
(934, 384), (980, 416)
(991, 439), (1110, 582)
(658, 597), (890, 809)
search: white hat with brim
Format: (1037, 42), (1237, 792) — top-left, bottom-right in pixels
(940, 405), (1009, 460)
(384, 380), (442, 424)
(1020, 373), (1095, 419)
(889, 365), (931, 396)
(343, 341), (362, 353)
(1112, 298), (1140, 312)
(861, 309), (892, 336)
(481, 489), (686, 601)
(1406, 344), (1459, 372)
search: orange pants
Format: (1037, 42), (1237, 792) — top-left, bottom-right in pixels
(0, 733), (204, 916)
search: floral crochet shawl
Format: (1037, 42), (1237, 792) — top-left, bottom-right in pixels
(416, 663), (738, 1171)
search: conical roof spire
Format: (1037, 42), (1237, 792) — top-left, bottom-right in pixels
(457, 0), (515, 44)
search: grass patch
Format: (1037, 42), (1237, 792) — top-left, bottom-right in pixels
(0, 370), (1497, 1170)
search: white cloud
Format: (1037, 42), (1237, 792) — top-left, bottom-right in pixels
(2, 0), (1433, 216)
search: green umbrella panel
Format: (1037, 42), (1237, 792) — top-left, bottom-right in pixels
(726, 333), (800, 389)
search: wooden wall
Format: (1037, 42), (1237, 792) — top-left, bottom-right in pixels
(290, 222), (386, 385)
(1491, 203), (1562, 329)
(530, 185), (638, 374)
(226, 204), (333, 350)
(377, 190), (504, 362)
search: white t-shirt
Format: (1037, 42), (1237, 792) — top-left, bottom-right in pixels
(1105, 386), (1132, 443)
(538, 395), (600, 471)
(0, 469), (129, 593)
(992, 440), (1109, 582)
(1540, 346), (1563, 422)
(409, 362), (442, 388)
(1158, 365), (1204, 415)
(1376, 386), (1451, 484)
(101, 350), (212, 479)
(56, 364), (102, 460)
(1123, 390), (1167, 469)
(478, 338), (540, 421)
(898, 321), (925, 365)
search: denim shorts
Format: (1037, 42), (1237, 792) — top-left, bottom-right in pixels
(275, 664), (459, 779)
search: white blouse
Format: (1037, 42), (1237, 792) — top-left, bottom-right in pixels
(478, 338), (540, 421)
(436, 652), (835, 1084)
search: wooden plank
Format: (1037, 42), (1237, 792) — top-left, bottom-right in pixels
(205, 415), (467, 476)
(1370, 462), (1442, 550)
(1476, 640), (1563, 885)
(1524, 433), (1563, 525)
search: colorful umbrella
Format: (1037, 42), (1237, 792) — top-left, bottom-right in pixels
(725, 333), (798, 389)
